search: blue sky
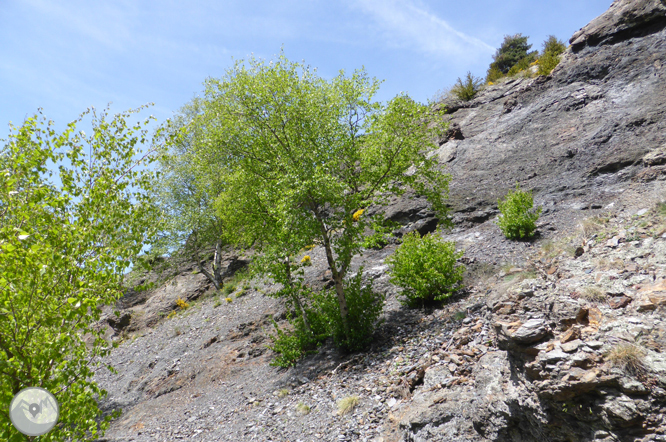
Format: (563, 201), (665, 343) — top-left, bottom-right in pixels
(1, 0), (612, 139)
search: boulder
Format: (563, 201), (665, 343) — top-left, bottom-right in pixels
(570, 0), (666, 50)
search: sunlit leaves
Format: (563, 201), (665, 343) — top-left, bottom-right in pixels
(177, 53), (451, 349)
(0, 106), (166, 441)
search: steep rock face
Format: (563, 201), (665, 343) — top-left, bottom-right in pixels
(389, 2), (666, 440)
(435, 0), (666, 239)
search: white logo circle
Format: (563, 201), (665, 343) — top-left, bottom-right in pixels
(9, 387), (59, 436)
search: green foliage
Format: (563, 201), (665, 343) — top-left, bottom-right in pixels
(542, 35), (566, 57)
(537, 36), (566, 76)
(497, 184), (542, 239)
(362, 218), (398, 250)
(268, 319), (312, 368)
(153, 99), (227, 290)
(268, 298), (328, 367)
(387, 232), (464, 306)
(269, 268), (384, 365)
(315, 269), (385, 352)
(489, 34), (533, 75)
(506, 52), (538, 76)
(450, 71), (483, 101)
(0, 106), (165, 441)
(485, 66), (505, 84)
(171, 52), (450, 352)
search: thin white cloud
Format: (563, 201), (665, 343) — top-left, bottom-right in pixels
(22, 0), (136, 52)
(351, 0), (494, 61)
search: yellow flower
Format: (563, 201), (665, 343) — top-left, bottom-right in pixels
(301, 255), (312, 265)
(175, 298), (189, 309)
(225, 297), (233, 303)
(352, 209), (364, 222)
(488, 81), (494, 86)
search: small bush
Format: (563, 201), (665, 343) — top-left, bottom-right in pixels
(537, 52), (561, 76)
(607, 343), (646, 377)
(542, 35), (566, 56)
(450, 71), (484, 101)
(296, 402), (311, 415)
(223, 284), (236, 295)
(537, 35), (566, 76)
(507, 53), (538, 76)
(268, 306), (327, 367)
(268, 321), (307, 368)
(337, 396), (359, 415)
(486, 66), (504, 84)
(387, 232), (464, 306)
(497, 184), (542, 240)
(315, 269), (385, 352)
(581, 287), (606, 302)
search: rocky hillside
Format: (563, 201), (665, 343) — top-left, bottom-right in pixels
(94, 1), (666, 441)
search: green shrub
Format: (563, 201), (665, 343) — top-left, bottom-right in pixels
(485, 66), (504, 84)
(223, 283), (236, 295)
(268, 322), (307, 368)
(268, 312), (322, 367)
(489, 34), (533, 75)
(507, 53), (538, 76)
(537, 52), (560, 76)
(268, 289), (330, 367)
(269, 269), (383, 364)
(542, 35), (566, 57)
(362, 218), (398, 250)
(537, 36), (566, 76)
(497, 184), (542, 239)
(450, 71), (484, 101)
(387, 232), (464, 306)
(315, 269), (384, 352)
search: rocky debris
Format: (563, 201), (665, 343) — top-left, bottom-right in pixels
(391, 202), (666, 442)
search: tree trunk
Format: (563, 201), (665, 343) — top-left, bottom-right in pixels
(212, 240), (223, 286)
(312, 210), (350, 338)
(192, 234), (223, 291)
(284, 256), (311, 334)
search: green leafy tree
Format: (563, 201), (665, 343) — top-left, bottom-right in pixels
(182, 53), (450, 351)
(0, 107), (166, 441)
(497, 183), (542, 239)
(487, 34), (534, 81)
(153, 99), (227, 290)
(387, 232), (464, 306)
